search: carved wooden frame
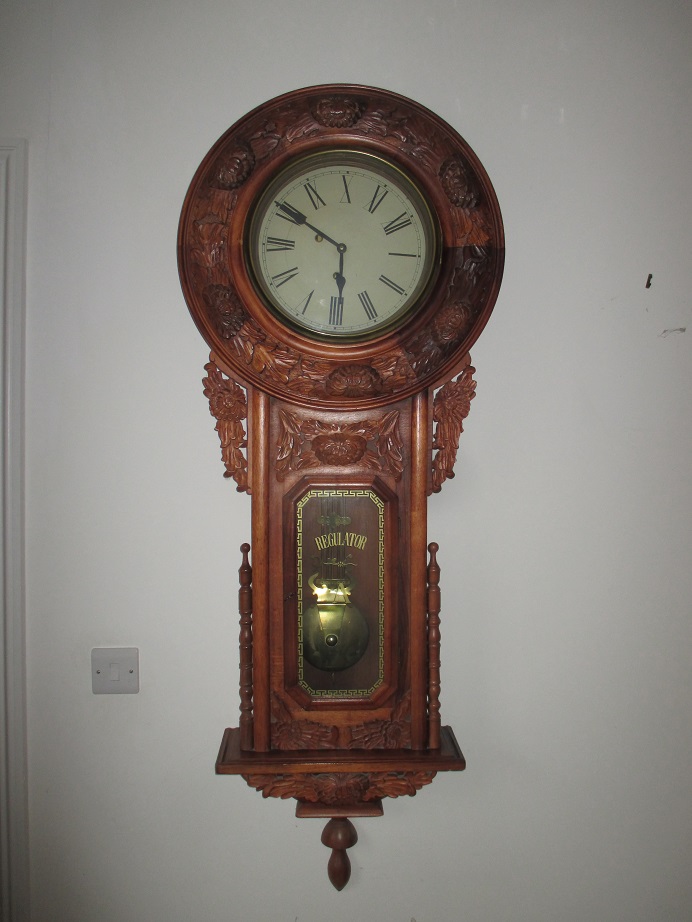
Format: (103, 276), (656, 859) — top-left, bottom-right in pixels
(178, 85), (503, 409)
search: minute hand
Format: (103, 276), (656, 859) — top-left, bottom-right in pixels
(276, 201), (343, 250)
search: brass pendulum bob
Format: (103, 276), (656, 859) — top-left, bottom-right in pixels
(303, 574), (369, 672)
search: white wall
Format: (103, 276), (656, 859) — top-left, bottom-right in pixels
(2, 1), (691, 920)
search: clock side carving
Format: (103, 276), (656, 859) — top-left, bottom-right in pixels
(431, 358), (477, 494)
(276, 409), (404, 482)
(202, 361), (249, 492)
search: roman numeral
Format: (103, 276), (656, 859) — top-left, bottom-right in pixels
(358, 290), (377, 321)
(367, 185), (388, 213)
(341, 174), (352, 204)
(271, 266), (299, 287)
(329, 296), (344, 325)
(299, 289), (315, 315)
(265, 236), (295, 252)
(304, 181), (326, 210)
(379, 275), (406, 296)
(383, 212), (413, 235)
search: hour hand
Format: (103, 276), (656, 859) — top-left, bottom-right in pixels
(276, 201), (342, 250)
(276, 200), (308, 226)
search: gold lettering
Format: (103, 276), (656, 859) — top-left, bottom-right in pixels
(315, 532), (368, 552)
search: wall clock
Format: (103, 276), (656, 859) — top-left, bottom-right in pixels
(177, 84), (503, 889)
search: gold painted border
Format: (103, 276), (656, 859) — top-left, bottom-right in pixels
(297, 487), (385, 698)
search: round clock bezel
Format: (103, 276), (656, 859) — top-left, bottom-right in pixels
(178, 84), (504, 409)
(244, 148), (443, 344)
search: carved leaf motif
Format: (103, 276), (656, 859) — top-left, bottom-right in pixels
(246, 122), (282, 161)
(242, 770), (437, 804)
(202, 361), (248, 492)
(276, 409), (320, 480)
(243, 773), (324, 801)
(285, 359), (336, 396)
(271, 695), (339, 750)
(190, 217), (228, 272)
(366, 771), (436, 799)
(431, 359), (477, 494)
(243, 773), (369, 804)
(276, 411), (403, 482)
(348, 692), (411, 749)
(376, 410), (404, 480)
(371, 349), (418, 392)
(271, 720), (339, 750)
(283, 111), (322, 143)
(228, 318), (302, 387)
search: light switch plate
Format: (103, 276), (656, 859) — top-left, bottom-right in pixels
(91, 647), (139, 694)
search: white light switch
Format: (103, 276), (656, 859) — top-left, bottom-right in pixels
(91, 647), (139, 694)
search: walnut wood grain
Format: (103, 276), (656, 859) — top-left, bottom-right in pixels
(427, 542), (442, 749)
(238, 543), (254, 750)
(409, 391), (429, 749)
(249, 387), (271, 751)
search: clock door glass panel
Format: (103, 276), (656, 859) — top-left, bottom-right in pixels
(297, 487), (385, 698)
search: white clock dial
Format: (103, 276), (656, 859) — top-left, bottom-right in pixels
(247, 151), (439, 340)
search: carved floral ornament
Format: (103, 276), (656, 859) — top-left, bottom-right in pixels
(202, 361), (248, 492)
(242, 770), (435, 805)
(178, 85), (504, 408)
(270, 692), (412, 751)
(431, 356), (477, 493)
(276, 408), (404, 482)
(203, 355), (476, 492)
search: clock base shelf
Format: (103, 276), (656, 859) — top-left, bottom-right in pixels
(216, 724), (465, 776)
(216, 725), (465, 889)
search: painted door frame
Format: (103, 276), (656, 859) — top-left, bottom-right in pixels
(0, 139), (29, 922)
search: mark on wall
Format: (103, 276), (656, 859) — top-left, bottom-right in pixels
(659, 327), (686, 338)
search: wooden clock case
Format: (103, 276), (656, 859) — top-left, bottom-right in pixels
(177, 85), (504, 888)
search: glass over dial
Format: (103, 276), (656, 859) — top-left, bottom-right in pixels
(247, 150), (439, 340)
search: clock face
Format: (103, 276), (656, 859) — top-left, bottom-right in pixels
(247, 150), (440, 341)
